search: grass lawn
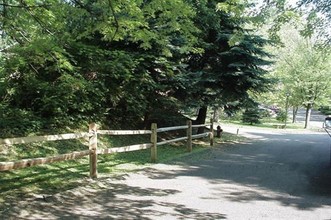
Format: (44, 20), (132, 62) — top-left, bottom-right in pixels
(218, 117), (309, 130)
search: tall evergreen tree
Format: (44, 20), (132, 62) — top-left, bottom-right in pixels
(177, 0), (273, 130)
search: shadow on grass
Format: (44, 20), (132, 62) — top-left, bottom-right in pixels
(0, 160), (89, 203)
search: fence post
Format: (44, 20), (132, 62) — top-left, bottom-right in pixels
(89, 123), (98, 178)
(187, 120), (192, 152)
(210, 118), (214, 146)
(150, 123), (157, 163)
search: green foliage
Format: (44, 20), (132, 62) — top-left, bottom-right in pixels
(276, 110), (287, 122)
(0, 0), (200, 135)
(242, 107), (262, 125)
(319, 106), (331, 115)
(299, 0), (331, 41)
(0, 104), (42, 137)
(178, 0), (273, 118)
(251, 23), (331, 128)
(259, 108), (272, 118)
(275, 30), (331, 110)
(254, 0), (330, 44)
(0, 0), (273, 136)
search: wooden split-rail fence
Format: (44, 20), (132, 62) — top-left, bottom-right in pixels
(0, 120), (214, 178)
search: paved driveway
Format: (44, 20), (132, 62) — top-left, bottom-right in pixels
(295, 109), (328, 129)
(3, 127), (331, 219)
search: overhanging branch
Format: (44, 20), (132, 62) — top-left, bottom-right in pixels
(0, 3), (51, 9)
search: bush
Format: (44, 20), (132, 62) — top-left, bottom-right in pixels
(319, 106), (331, 115)
(226, 111), (243, 121)
(276, 110), (287, 122)
(242, 108), (261, 125)
(0, 105), (42, 137)
(259, 108), (272, 118)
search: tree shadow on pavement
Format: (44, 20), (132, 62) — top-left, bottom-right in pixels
(2, 179), (226, 219)
(142, 131), (331, 211)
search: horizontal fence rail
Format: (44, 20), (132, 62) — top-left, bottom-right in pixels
(157, 125), (188, 133)
(0, 132), (91, 146)
(192, 133), (210, 140)
(191, 124), (210, 128)
(0, 150), (90, 171)
(157, 136), (188, 146)
(97, 143), (152, 155)
(98, 130), (152, 135)
(0, 120), (215, 178)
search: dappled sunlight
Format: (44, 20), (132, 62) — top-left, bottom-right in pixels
(125, 129), (331, 214)
(2, 127), (331, 218)
(2, 178), (226, 219)
(206, 183), (325, 211)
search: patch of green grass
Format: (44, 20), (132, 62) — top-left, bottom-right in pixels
(0, 139), (89, 162)
(168, 132), (248, 164)
(0, 158), (90, 211)
(219, 117), (306, 129)
(216, 132), (249, 143)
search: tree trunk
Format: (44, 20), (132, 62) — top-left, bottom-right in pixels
(143, 111), (151, 129)
(292, 106), (298, 123)
(304, 104), (312, 129)
(195, 106), (208, 134)
(213, 107), (220, 123)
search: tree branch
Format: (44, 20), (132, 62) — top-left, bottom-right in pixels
(71, 0), (93, 13)
(0, 3), (51, 9)
(19, 0), (54, 36)
(108, 0), (119, 42)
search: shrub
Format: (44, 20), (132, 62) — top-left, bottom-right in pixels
(0, 105), (42, 137)
(276, 110), (287, 122)
(242, 108), (261, 125)
(319, 106), (331, 115)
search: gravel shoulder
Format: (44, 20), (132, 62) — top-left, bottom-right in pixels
(2, 126), (331, 219)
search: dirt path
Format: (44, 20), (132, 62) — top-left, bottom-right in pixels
(2, 127), (331, 219)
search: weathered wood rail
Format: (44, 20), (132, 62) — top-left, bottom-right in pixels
(0, 120), (214, 178)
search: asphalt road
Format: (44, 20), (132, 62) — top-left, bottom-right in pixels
(3, 127), (331, 219)
(294, 109), (328, 129)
